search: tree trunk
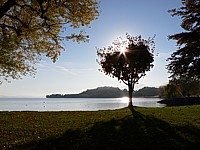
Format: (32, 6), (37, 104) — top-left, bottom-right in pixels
(128, 84), (134, 109)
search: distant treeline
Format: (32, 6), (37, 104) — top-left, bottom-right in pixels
(46, 86), (161, 98)
(133, 87), (160, 97)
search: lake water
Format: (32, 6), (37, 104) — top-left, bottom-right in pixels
(0, 97), (165, 111)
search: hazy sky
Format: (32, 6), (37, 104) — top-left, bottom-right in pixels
(0, 0), (183, 98)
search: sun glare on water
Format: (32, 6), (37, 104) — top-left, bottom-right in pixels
(119, 97), (129, 103)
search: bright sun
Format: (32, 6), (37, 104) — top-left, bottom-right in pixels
(120, 47), (127, 54)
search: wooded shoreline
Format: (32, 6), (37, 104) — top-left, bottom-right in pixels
(158, 97), (200, 106)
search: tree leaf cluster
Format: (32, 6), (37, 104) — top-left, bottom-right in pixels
(167, 0), (200, 79)
(0, 0), (100, 82)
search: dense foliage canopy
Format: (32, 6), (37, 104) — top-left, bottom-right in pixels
(97, 34), (155, 108)
(97, 34), (155, 86)
(167, 0), (200, 79)
(0, 0), (100, 83)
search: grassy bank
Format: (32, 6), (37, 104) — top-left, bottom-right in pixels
(1, 106), (200, 150)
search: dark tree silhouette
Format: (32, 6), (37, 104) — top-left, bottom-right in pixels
(97, 34), (155, 110)
(167, 0), (200, 80)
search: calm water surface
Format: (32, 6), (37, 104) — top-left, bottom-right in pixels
(0, 98), (165, 111)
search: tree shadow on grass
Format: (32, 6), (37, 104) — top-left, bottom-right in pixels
(13, 112), (200, 150)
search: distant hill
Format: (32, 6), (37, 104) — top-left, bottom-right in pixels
(46, 87), (128, 98)
(133, 87), (159, 97)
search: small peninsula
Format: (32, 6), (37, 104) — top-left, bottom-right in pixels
(46, 87), (128, 98)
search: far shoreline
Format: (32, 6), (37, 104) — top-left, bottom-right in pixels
(158, 97), (200, 106)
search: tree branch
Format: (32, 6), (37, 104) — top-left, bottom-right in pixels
(0, 0), (17, 19)
(1, 23), (21, 36)
(121, 79), (128, 85)
(36, 0), (48, 18)
(138, 73), (145, 80)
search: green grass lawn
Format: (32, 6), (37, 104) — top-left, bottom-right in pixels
(1, 105), (200, 150)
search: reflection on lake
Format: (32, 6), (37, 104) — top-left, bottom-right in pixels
(0, 97), (165, 111)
